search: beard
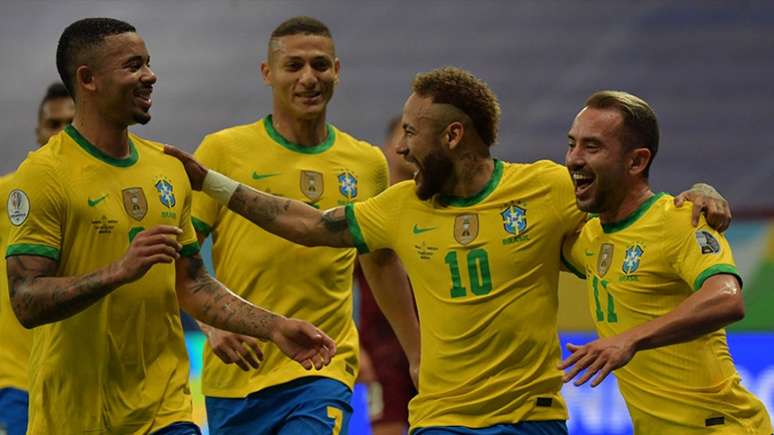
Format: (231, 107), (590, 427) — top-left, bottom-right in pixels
(415, 150), (454, 201)
(133, 109), (151, 125)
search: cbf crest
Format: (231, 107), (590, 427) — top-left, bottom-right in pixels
(597, 243), (614, 276)
(454, 214), (479, 245)
(300, 170), (324, 202)
(154, 177), (176, 208)
(622, 244), (644, 274)
(337, 171), (358, 201)
(122, 187), (148, 221)
(500, 203), (527, 235)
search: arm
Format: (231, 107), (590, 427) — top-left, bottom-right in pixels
(175, 252), (336, 370)
(7, 225), (183, 328)
(164, 144), (355, 248)
(559, 274), (743, 387)
(359, 249), (421, 387)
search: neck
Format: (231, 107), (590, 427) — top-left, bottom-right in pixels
(271, 109), (328, 147)
(389, 167), (414, 185)
(445, 154), (494, 198)
(599, 181), (653, 224)
(72, 102), (130, 158)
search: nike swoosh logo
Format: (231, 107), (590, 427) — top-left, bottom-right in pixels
(88, 194), (109, 207)
(252, 172), (281, 180)
(585, 250), (595, 256)
(412, 224), (437, 235)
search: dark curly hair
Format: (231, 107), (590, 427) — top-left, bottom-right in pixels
(412, 67), (501, 147)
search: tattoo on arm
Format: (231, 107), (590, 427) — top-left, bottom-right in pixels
(7, 255), (120, 328)
(228, 185), (291, 227)
(321, 209), (349, 233)
(177, 254), (279, 340)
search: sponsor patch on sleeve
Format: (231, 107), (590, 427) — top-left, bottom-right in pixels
(695, 230), (721, 254)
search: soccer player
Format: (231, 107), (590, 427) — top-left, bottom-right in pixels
(560, 91), (773, 434)
(0, 82), (73, 435)
(5, 18), (334, 435)
(188, 16), (419, 434)
(357, 115), (417, 435)
(166, 67), (730, 434)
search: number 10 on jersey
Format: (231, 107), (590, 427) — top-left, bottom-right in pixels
(444, 248), (493, 298)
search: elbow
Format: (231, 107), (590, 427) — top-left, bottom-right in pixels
(10, 299), (39, 329)
(727, 298), (745, 323)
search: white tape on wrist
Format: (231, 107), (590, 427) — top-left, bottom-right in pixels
(202, 170), (239, 205)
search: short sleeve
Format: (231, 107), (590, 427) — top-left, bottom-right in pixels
(544, 161), (587, 237)
(665, 207), (740, 291)
(345, 182), (406, 254)
(191, 135), (223, 237)
(6, 159), (64, 261)
(561, 227), (587, 279)
(371, 147), (389, 195)
(177, 173), (200, 257)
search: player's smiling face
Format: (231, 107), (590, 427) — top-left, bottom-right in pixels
(565, 106), (629, 214)
(262, 34), (340, 120)
(397, 93), (454, 200)
(88, 32), (156, 126)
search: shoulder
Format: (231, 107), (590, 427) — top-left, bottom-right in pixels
(333, 126), (384, 159)
(15, 145), (60, 179)
(203, 121), (262, 147)
(656, 193), (706, 232)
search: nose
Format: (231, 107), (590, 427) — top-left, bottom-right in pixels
(299, 64), (317, 87)
(565, 146), (583, 169)
(395, 135), (409, 158)
(143, 65), (158, 85)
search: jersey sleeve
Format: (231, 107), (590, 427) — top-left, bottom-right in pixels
(542, 160), (587, 277)
(177, 171), (200, 257)
(344, 182), (405, 254)
(664, 204), (740, 290)
(5, 159), (65, 261)
(560, 226), (587, 279)
(191, 135), (223, 237)
(371, 146), (389, 195)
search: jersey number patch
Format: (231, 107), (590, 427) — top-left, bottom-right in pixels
(445, 248), (492, 298)
(592, 276), (618, 323)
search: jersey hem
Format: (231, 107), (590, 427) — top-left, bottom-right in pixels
(6, 243), (60, 261)
(190, 217), (212, 237)
(180, 241), (201, 257)
(345, 203), (369, 254)
(693, 263), (741, 290)
(560, 251), (585, 279)
(202, 372), (355, 399)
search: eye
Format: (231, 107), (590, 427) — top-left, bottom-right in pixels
(285, 62), (303, 71)
(311, 59), (331, 71)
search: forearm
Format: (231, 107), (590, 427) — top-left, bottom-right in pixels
(177, 255), (282, 340)
(7, 257), (123, 328)
(627, 277), (743, 351)
(359, 250), (421, 363)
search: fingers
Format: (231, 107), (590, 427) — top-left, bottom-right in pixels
(563, 351), (595, 383)
(590, 361), (615, 387)
(690, 199), (703, 227)
(573, 355), (607, 386)
(673, 192), (687, 207)
(163, 145), (190, 161)
(558, 343), (583, 369)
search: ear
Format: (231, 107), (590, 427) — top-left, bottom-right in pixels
(333, 58), (341, 85)
(628, 148), (652, 176)
(75, 64), (97, 94)
(260, 61), (271, 86)
(445, 121), (465, 151)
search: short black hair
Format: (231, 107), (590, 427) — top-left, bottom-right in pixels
(270, 16), (332, 40)
(38, 82), (71, 120)
(56, 18), (136, 97)
(585, 90), (660, 177)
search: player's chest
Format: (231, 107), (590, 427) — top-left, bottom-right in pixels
(232, 157), (372, 209)
(67, 166), (185, 240)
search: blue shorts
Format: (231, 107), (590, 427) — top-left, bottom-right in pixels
(413, 420), (568, 435)
(0, 387), (28, 435)
(151, 421), (202, 434)
(205, 376), (353, 435)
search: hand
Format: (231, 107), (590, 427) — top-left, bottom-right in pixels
(674, 183), (731, 232)
(114, 225), (182, 284)
(203, 324), (264, 371)
(271, 318), (336, 370)
(164, 145), (208, 190)
(558, 335), (636, 387)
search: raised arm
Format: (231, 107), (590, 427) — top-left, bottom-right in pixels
(7, 225), (183, 328)
(175, 251), (336, 370)
(359, 249), (421, 387)
(165, 145), (355, 248)
(559, 274), (743, 387)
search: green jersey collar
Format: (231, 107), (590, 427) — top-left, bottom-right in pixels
(263, 115), (335, 154)
(601, 192), (665, 233)
(65, 125), (138, 168)
(440, 159), (503, 207)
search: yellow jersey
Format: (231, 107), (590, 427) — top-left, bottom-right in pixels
(6, 125), (200, 434)
(191, 116), (388, 397)
(564, 193), (772, 434)
(346, 159), (586, 430)
(0, 172), (32, 392)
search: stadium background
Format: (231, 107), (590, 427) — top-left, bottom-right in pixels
(1, 1), (772, 434)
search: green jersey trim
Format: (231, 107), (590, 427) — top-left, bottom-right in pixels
(191, 217), (212, 237)
(6, 243), (60, 261)
(65, 125), (139, 168)
(601, 192), (665, 234)
(440, 159), (503, 207)
(693, 263), (741, 291)
(180, 241), (201, 257)
(561, 251), (585, 279)
(344, 203), (369, 254)
(263, 115), (335, 154)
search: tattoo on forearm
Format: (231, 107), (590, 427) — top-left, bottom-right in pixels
(321, 209), (349, 233)
(229, 185), (291, 227)
(7, 256), (119, 328)
(182, 254), (279, 339)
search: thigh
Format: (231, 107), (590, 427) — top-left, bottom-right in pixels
(205, 395), (274, 435)
(0, 387), (28, 435)
(276, 378), (353, 435)
(151, 421), (202, 435)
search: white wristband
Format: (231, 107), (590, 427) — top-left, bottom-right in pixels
(202, 170), (239, 205)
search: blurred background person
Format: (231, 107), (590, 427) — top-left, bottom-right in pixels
(0, 82), (73, 435)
